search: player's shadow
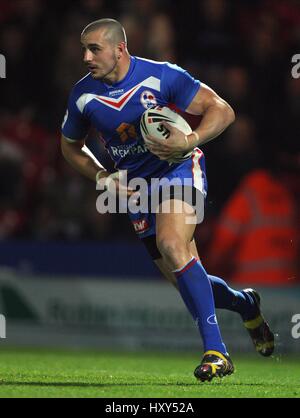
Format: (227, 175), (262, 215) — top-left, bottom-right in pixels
(0, 381), (196, 388)
(0, 381), (299, 389)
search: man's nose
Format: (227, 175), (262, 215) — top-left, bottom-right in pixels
(84, 49), (93, 63)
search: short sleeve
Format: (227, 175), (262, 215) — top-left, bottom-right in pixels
(61, 88), (90, 141)
(161, 63), (201, 111)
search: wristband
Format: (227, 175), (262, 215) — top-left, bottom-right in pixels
(185, 131), (200, 147)
(192, 131), (200, 142)
(96, 170), (106, 183)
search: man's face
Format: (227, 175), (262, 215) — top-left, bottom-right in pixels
(81, 29), (119, 81)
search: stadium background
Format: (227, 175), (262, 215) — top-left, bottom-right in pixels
(0, 0), (299, 355)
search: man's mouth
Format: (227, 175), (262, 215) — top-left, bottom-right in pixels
(88, 65), (98, 72)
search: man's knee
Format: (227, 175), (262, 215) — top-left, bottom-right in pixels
(156, 236), (189, 262)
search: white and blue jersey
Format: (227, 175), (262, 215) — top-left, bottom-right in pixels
(62, 56), (208, 238)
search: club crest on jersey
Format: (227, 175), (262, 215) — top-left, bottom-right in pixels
(140, 90), (157, 109)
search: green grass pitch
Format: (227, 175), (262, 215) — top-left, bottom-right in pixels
(0, 348), (299, 398)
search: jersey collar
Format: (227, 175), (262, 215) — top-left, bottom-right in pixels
(103, 56), (136, 90)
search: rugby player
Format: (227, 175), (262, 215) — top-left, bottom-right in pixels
(61, 19), (274, 382)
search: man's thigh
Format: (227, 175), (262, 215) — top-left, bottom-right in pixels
(155, 198), (197, 243)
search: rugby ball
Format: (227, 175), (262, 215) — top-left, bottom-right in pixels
(140, 106), (193, 163)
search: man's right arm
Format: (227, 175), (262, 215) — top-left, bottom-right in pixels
(61, 135), (137, 199)
(61, 134), (109, 182)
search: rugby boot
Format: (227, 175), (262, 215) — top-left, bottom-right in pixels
(242, 288), (275, 357)
(194, 351), (234, 382)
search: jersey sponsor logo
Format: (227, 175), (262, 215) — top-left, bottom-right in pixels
(108, 89), (125, 97)
(116, 123), (138, 143)
(140, 90), (157, 109)
(132, 218), (150, 234)
(76, 76), (161, 113)
(110, 143), (148, 158)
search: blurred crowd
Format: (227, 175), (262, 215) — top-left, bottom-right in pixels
(0, 0), (299, 283)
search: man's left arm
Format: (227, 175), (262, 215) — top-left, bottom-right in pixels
(185, 83), (235, 148)
(145, 84), (235, 159)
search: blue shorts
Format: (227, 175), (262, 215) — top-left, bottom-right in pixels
(128, 148), (207, 240)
